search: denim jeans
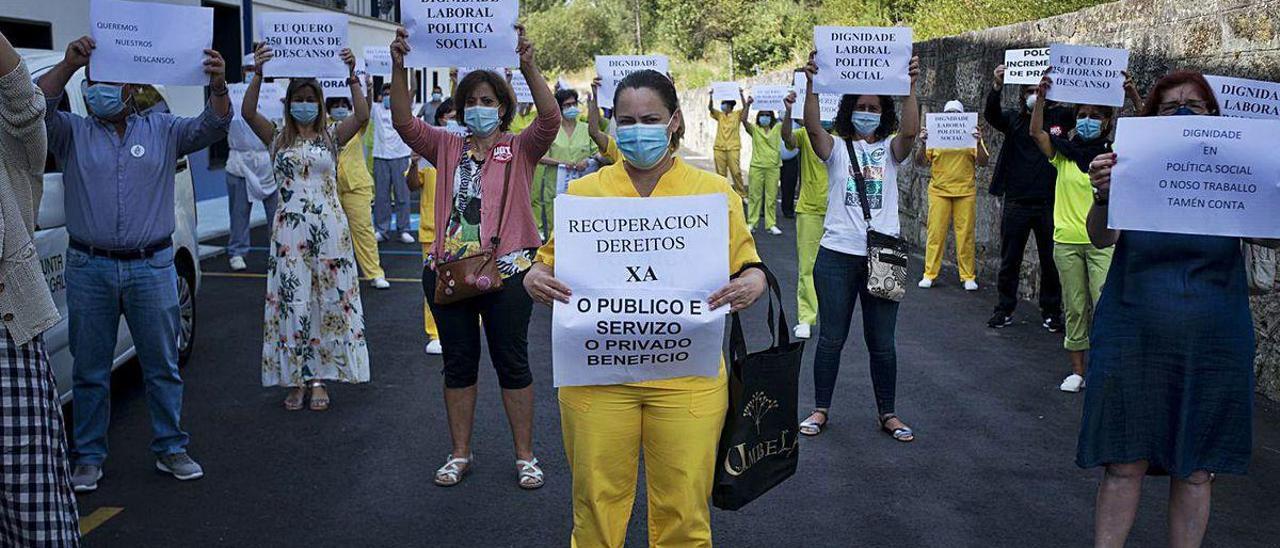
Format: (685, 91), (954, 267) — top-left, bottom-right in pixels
(66, 246), (189, 465)
(225, 174), (278, 258)
(812, 246), (900, 415)
(373, 156), (412, 235)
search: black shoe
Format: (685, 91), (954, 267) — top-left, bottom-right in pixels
(1043, 315), (1064, 333)
(987, 312), (1013, 328)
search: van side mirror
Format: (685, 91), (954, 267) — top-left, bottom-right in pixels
(36, 175), (66, 230)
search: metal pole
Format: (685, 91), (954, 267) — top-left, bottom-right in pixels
(241, 0), (254, 58)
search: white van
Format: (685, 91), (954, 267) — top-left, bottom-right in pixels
(22, 49), (202, 403)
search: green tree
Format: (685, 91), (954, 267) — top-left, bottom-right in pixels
(524, 0), (621, 73)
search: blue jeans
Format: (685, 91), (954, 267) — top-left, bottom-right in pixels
(812, 246), (900, 415)
(373, 156), (412, 235)
(226, 174), (279, 258)
(66, 246), (189, 465)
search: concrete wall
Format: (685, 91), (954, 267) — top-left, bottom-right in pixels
(680, 0), (1280, 400)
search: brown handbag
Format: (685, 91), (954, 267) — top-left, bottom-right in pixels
(433, 152), (513, 305)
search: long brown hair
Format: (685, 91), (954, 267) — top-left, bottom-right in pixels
(274, 78), (334, 154)
(1138, 70), (1220, 117)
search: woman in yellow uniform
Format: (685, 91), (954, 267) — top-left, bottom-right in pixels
(531, 88), (598, 238)
(915, 100), (987, 291)
(524, 69), (766, 548)
(780, 90), (828, 340)
(327, 94), (390, 289)
(740, 95), (783, 234)
(406, 97), (459, 356)
(708, 90), (746, 198)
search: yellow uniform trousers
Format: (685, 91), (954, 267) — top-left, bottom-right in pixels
(746, 165), (780, 230)
(559, 381), (728, 548)
(923, 193), (977, 282)
(795, 212), (823, 326)
(338, 186), (386, 281)
(713, 148), (746, 199)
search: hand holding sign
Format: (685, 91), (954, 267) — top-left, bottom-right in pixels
(391, 27), (410, 69)
(525, 264), (573, 305)
(202, 48), (226, 86)
(516, 24), (534, 69)
(1089, 152), (1116, 202)
(63, 36), (95, 70)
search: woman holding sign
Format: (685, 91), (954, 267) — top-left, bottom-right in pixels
(796, 53), (920, 442)
(244, 44), (371, 411)
(740, 95), (785, 235)
(531, 87), (599, 239)
(524, 69), (766, 547)
(389, 26), (560, 490)
(1079, 70), (1280, 547)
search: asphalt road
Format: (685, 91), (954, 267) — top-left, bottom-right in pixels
(73, 170), (1280, 547)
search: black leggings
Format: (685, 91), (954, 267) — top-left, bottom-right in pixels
(423, 268), (534, 389)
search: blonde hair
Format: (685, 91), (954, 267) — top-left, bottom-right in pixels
(274, 78), (335, 155)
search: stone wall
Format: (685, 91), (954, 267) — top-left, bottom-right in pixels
(679, 0), (1280, 400)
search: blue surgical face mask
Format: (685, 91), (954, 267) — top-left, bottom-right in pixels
(85, 83), (126, 119)
(1173, 106), (1196, 116)
(616, 118), (673, 170)
(562, 106), (581, 120)
(290, 102), (319, 125)
(852, 111), (880, 136)
(330, 107), (351, 121)
(721, 103), (732, 113)
(382, 97), (391, 109)
(464, 105), (500, 136)
(444, 119), (464, 133)
(431, 92), (443, 102)
(1076, 117), (1103, 140)
(759, 115), (774, 126)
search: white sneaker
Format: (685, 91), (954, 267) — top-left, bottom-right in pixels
(372, 277), (391, 289)
(1060, 373), (1085, 393)
(964, 280), (979, 291)
(767, 226), (783, 235)
(229, 256), (247, 271)
(399, 232), (416, 244)
(425, 340), (443, 355)
(748, 226), (756, 234)
(793, 323), (811, 339)
(374, 232), (387, 243)
(917, 277), (934, 288)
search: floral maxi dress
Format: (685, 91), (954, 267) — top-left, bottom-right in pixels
(262, 132), (371, 387)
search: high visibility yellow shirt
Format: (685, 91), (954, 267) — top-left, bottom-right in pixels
(794, 130), (828, 215)
(709, 108), (743, 151)
(510, 109), (538, 134)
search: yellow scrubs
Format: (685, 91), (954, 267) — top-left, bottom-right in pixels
(537, 158), (760, 548)
(337, 126), (386, 281)
(709, 108), (745, 198)
(414, 161), (441, 341)
(532, 120), (597, 237)
(923, 148), (978, 282)
(793, 130), (828, 327)
(745, 122), (782, 230)
(510, 109), (538, 134)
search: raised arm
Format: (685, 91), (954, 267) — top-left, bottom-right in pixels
(740, 94), (755, 134)
(801, 54), (833, 161)
(1087, 152), (1120, 248)
(890, 55), (921, 163)
(203, 49), (231, 120)
(38, 36), (91, 102)
(514, 25), (560, 160)
(1123, 71), (1144, 114)
(334, 48), (369, 146)
(984, 65), (1011, 134)
(1028, 74), (1055, 158)
(389, 28), (416, 131)
(780, 91), (797, 149)
(586, 76), (610, 153)
(915, 129), (930, 166)
(242, 44), (278, 147)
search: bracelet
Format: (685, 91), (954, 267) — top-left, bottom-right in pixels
(210, 85), (229, 97)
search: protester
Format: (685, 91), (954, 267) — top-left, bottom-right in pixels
(741, 94), (784, 235)
(587, 77), (621, 164)
(984, 64), (1069, 330)
(915, 100), (987, 290)
(531, 88), (598, 238)
(1030, 73), (1139, 393)
(390, 25), (559, 489)
(406, 97), (460, 357)
(225, 57), (278, 272)
(418, 84), (444, 123)
(327, 92), (391, 290)
(1077, 70), (1279, 547)
(524, 68), (766, 548)
(780, 89), (828, 340)
(38, 35), (229, 491)
(779, 124), (800, 219)
(245, 44), (371, 411)
(371, 82), (415, 244)
(709, 91), (746, 198)
(0, 29), (81, 543)
(795, 53), (920, 442)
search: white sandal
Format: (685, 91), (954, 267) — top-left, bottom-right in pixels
(516, 457), (544, 490)
(799, 409), (829, 436)
(434, 454), (473, 487)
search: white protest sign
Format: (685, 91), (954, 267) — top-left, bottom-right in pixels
(1205, 75), (1280, 120)
(1046, 43), (1129, 107)
(594, 55), (670, 109)
(813, 26), (912, 96)
(401, 0), (519, 69)
(551, 194), (730, 387)
(791, 71), (837, 121)
(260, 13), (348, 78)
(319, 77), (352, 99)
(1109, 116), (1280, 238)
(228, 82), (286, 121)
(1004, 47), (1050, 86)
(511, 72), (534, 103)
(457, 66), (504, 82)
(88, 0), (212, 86)
(712, 81), (741, 103)
(363, 45), (392, 77)
(926, 112), (978, 149)
(750, 84), (789, 113)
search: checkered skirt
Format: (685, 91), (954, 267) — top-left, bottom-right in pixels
(1, 329), (80, 546)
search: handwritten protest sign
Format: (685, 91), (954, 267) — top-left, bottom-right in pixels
(813, 26), (912, 96)
(1109, 116), (1280, 238)
(551, 194), (729, 387)
(260, 12), (348, 78)
(511, 71), (534, 103)
(750, 84), (789, 112)
(88, 0), (212, 86)
(712, 81), (741, 103)
(319, 77), (351, 99)
(594, 55), (670, 108)
(401, 0), (518, 69)
(364, 45), (392, 77)
(228, 82), (285, 121)
(926, 112), (978, 149)
(1205, 75), (1280, 120)
(791, 71), (838, 121)
(1046, 44), (1129, 107)
(1004, 48), (1050, 86)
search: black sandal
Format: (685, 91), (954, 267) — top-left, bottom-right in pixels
(879, 414), (914, 442)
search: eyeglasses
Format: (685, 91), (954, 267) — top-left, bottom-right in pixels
(1156, 100), (1209, 115)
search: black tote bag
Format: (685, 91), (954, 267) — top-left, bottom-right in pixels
(712, 267), (805, 511)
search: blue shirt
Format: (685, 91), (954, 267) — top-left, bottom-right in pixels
(45, 93), (230, 250)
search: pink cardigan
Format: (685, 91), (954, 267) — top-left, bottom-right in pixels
(396, 109), (559, 265)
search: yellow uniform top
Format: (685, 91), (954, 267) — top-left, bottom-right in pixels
(535, 158), (762, 390)
(337, 126), (374, 193)
(510, 109), (538, 134)
(709, 109), (743, 151)
(925, 148), (978, 198)
(413, 161), (438, 244)
(600, 134), (621, 164)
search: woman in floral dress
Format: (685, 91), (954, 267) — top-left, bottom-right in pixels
(241, 44), (371, 410)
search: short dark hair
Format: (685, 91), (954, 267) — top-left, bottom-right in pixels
(616, 69), (684, 148)
(833, 94), (898, 141)
(433, 97), (455, 126)
(1139, 70), (1220, 117)
(555, 88), (579, 108)
(454, 69), (516, 133)
(325, 96), (351, 110)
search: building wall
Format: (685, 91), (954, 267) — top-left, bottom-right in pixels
(681, 0), (1280, 400)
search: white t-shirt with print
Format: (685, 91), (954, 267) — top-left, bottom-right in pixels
(820, 136), (905, 256)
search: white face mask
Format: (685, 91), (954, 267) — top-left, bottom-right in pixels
(1025, 94), (1038, 111)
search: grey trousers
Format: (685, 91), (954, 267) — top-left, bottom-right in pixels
(373, 156), (412, 235)
(226, 174), (279, 258)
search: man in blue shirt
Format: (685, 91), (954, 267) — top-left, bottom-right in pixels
(37, 35), (230, 493)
